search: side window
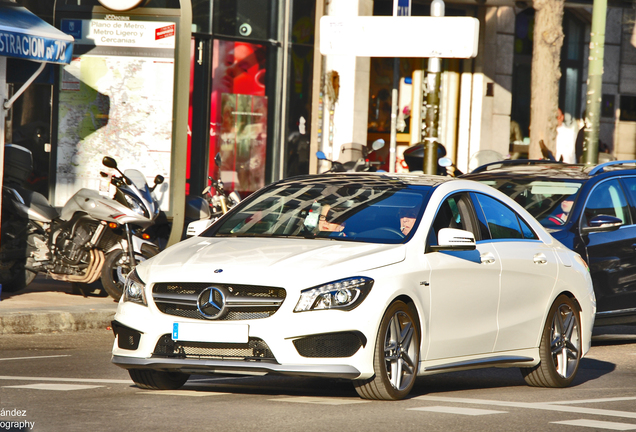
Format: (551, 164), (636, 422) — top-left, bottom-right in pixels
(428, 193), (478, 247)
(432, 195), (464, 235)
(619, 177), (636, 224)
(582, 179), (630, 227)
(475, 193), (524, 240)
(518, 216), (539, 240)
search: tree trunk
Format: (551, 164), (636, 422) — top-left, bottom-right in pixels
(529, 0), (565, 159)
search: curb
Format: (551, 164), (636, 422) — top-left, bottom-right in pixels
(0, 309), (115, 335)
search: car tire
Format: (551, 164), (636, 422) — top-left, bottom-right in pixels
(128, 369), (190, 390)
(521, 294), (581, 388)
(353, 300), (420, 400)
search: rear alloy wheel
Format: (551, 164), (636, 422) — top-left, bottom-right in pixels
(521, 294), (581, 387)
(128, 369), (190, 390)
(353, 300), (420, 400)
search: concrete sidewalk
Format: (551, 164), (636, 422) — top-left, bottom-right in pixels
(0, 276), (117, 334)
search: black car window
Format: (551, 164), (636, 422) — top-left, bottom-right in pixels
(474, 193), (525, 240)
(582, 179), (630, 227)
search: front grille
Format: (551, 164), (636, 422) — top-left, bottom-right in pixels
(152, 282), (286, 321)
(293, 331), (366, 358)
(153, 334), (276, 361)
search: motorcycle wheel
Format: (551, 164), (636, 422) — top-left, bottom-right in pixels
(101, 248), (156, 301)
(0, 258), (36, 293)
(0, 230), (37, 293)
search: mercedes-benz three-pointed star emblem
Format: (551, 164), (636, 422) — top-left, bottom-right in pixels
(197, 286), (226, 319)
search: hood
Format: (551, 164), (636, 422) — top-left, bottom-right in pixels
(139, 236), (405, 286)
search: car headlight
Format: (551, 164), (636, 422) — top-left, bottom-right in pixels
(294, 277), (374, 312)
(123, 269), (147, 306)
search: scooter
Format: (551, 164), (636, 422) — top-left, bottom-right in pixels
(0, 144), (163, 300)
(317, 139), (385, 172)
(185, 153), (241, 237)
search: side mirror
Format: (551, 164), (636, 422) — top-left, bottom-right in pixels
(438, 157), (453, 168)
(429, 228), (476, 251)
(371, 138), (385, 151)
(214, 153), (222, 168)
(154, 175), (164, 185)
(581, 215), (623, 234)
(316, 151), (327, 160)
(102, 156), (117, 169)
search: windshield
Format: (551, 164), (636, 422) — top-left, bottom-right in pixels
(124, 169), (150, 191)
(203, 179), (431, 244)
(478, 178), (584, 228)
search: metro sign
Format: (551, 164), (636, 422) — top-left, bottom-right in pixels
(320, 16), (479, 59)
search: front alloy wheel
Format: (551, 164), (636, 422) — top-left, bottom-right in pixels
(354, 300), (420, 400)
(521, 294), (581, 387)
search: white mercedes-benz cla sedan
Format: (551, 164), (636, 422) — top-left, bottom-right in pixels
(112, 173), (595, 400)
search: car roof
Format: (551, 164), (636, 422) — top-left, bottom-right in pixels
(276, 172), (455, 188)
(463, 159), (636, 181)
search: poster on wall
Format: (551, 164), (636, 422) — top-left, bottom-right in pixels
(55, 17), (176, 208)
(210, 40), (267, 194)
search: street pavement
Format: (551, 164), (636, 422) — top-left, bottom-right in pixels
(0, 276), (117, 335)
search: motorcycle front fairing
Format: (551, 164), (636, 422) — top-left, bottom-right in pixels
(59, 188), (155, 229)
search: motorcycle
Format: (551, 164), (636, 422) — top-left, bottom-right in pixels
(185, 153), (241, 238)
(316, 139), (385, 173)
(0, 144), (164, 301)
(402, 142), (464, 176)
(98, 156), (167, 300)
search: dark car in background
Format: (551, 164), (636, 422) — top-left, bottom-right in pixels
(464, 160), (636, 326)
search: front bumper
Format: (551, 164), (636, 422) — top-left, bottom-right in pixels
(112, 355), (361, 379)
(111, 288), (380, 380)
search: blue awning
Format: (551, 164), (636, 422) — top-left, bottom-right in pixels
(0, 3), (74, 64)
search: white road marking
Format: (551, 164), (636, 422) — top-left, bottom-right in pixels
(138, 390), (229, 397)
(270, 396), (370, 405)
(3, 384), (103, 391)
(0, 375), (131, 384)
(552, 419), (636, 430)
(549, 397), (636, 405)
(0, 355), (72, 361)
(409, 406), (506, 416)
(414, 396), (636, 419)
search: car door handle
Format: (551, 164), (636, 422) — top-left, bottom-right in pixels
(533, 253), (547, 265)
(480, 253), (496, 264)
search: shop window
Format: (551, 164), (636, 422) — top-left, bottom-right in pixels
(620, 95), (636, 121)
(210, 40), (268, 195)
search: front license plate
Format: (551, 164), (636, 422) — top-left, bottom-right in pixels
(172, 322), (249, 343)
